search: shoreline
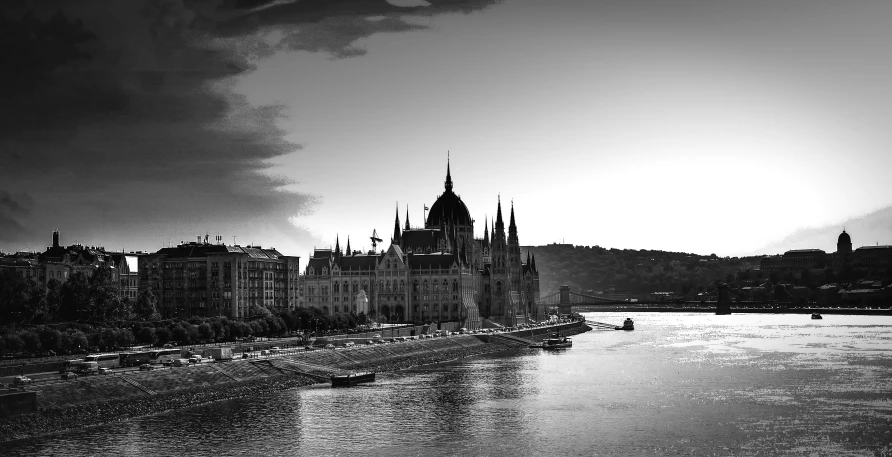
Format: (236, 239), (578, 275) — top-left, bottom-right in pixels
(0, 323), (590, 443)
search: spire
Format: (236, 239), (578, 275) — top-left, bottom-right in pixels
(509, 199), (517, 231)
(527, 251), (531, 266)
(405, 205), (410, 230)
(335, 234), (341, 257)
(531, 254), (537, 272)
(495, 195), (504, 229)
(346, 236), (351, 255)
(444, 152), (453, 192)
(393, 203), (402, 245)
(483, 215), (490, 247)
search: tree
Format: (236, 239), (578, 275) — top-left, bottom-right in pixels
(136, 326), (156, 345)
(154, 327), (172, 346)
(45, 278), (62, 322)
(60, 271), (91, 322)
(133, 289), (160, 321)
(774, 284), (789, 302)
(197, 323), (214, 342)
(0, 269), (31, 325)
(21, 330), (41, 353)
(38, 327), (62, 352)
(88, 265), (123, 322)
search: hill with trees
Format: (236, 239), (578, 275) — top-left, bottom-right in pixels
(523, 244), (764, 298)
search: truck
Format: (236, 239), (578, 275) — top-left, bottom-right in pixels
(201, 347), (233, 362)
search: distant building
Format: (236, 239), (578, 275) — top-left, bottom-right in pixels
(139, 238), (300, 319)
(298, 159), (541, 329)
(760, 229), (892, 272)
(0, 230), (123, 294)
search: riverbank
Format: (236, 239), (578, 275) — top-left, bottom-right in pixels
(0, 322), (589, 443)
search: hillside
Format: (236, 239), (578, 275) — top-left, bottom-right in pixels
(752, 205), (892, 255)
(523, 244), (763, 297)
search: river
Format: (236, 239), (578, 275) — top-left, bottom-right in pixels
(5, 312), (892, 456)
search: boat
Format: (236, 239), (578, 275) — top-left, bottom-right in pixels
(541, 333), (572, 349)
(615, 318), (634, 331)
(811, 313), (823, 320)
(331, 372), (376, 387)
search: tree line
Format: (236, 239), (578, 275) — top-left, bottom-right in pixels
(0, 266), (370, 358)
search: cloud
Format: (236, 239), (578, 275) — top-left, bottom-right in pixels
(0, 0), (498, 251)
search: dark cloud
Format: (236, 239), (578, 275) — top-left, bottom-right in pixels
(0, 0), (498, 251)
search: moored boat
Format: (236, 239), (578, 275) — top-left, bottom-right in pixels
(331, 372), (376, 387)
(811, 313), (823, 320)
(541, 333), (572, 349)
(615, 318), (634, 331)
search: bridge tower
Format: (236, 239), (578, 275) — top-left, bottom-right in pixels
(558, 285), (573, 315)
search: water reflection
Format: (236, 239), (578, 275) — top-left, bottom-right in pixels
(5, 313), (892, 456)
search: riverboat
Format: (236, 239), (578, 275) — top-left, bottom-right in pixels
(331, 372), (376, 387)
(541, 333), (572, 349)
(811, 313), (823, 320)
(615, 318), (634, 331)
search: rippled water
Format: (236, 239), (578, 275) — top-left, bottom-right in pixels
(6, 313), (892, 456)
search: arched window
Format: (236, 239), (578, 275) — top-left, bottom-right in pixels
(400, 280), (405, 292)
(442, 279), (448, 291)
(423, 280), (429, 292)
(413, 280), (419, 292)
(496, 281), (502, 294)
(333, 283), (339, 293)
(453, 280), (458, 292)
(433, 282), (439, 293)
(309, 267), (314, 275)
(322, 267), (327, 275)
(442, 303), (448, 312)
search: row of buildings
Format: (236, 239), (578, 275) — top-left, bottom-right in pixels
(760, 229), (892, 272)
(1, 160), (542, 329)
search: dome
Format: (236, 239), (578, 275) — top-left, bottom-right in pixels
(426, 189), (472, 228)
(838, 230), (851, 245)
(425, 158), (472, 228)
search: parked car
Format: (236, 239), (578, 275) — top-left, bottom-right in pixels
(324, 344), (335, 349)
(344, 342), (355, 347)
(188, 356), (203, 364)
(98, 367), (111, 375)
(13, 375), (32, 386)
(61, 372), (78, 380)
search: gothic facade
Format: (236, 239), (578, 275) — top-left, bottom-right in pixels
(300, 159), (542, 329)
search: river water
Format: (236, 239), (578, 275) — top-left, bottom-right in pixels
(5, 312), (892, 456)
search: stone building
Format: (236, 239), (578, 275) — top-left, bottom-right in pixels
(139, 238), (300, 319)
(298, 159), (541, 329)
(760, 229), (892, 273)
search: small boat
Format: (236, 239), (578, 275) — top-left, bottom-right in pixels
(615, 318), (634, 331)
(331, 372), (376, 387)
(811, 313), (823, 320)
(541, 333), (572, 349)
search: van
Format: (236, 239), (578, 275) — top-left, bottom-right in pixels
(78, 361), (99, 375)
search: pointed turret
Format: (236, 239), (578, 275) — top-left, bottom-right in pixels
(405, 205), (410, 230)
(335, 235), (341, 258)
(527, 251), (531, 266)
(509, 201), (517, 231)
(531, 254), (537, 272)
(482, 216), (490, 247)
(346, 236), (351, 256)
(445, 152), (453, 192)
(392, 204), (402, 245)
(495, 195), (504, 230)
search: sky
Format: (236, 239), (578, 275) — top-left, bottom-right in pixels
(2, 0), (892, 259)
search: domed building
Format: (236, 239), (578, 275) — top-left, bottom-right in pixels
(300, 158), (542, 329)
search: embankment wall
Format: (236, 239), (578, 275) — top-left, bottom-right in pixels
(0, 321), (588, 443)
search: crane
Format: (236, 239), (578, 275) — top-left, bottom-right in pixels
(370, 229), (382, 252)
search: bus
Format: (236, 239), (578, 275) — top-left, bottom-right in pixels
(59, 359), (85, 373)
(83, 353), (122, 369)
(119, 351), (152, 367)
(150, 348), (184, 365)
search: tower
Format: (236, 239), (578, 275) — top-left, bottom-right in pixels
(392, 204), (402, 246)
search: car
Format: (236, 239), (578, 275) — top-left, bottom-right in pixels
(61, 371), (78, 381)
(163, 343), (176, 349)
(324, 344), (335, 349)
(188, 356), (202, 364)
(12, 375), (32, 386)
(344, 342), (355, 347)
(98, 367), (111, 375)
(365, 340), (375, 345)
(260, 350), (270, 356)
(139, 363), (156, 371)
